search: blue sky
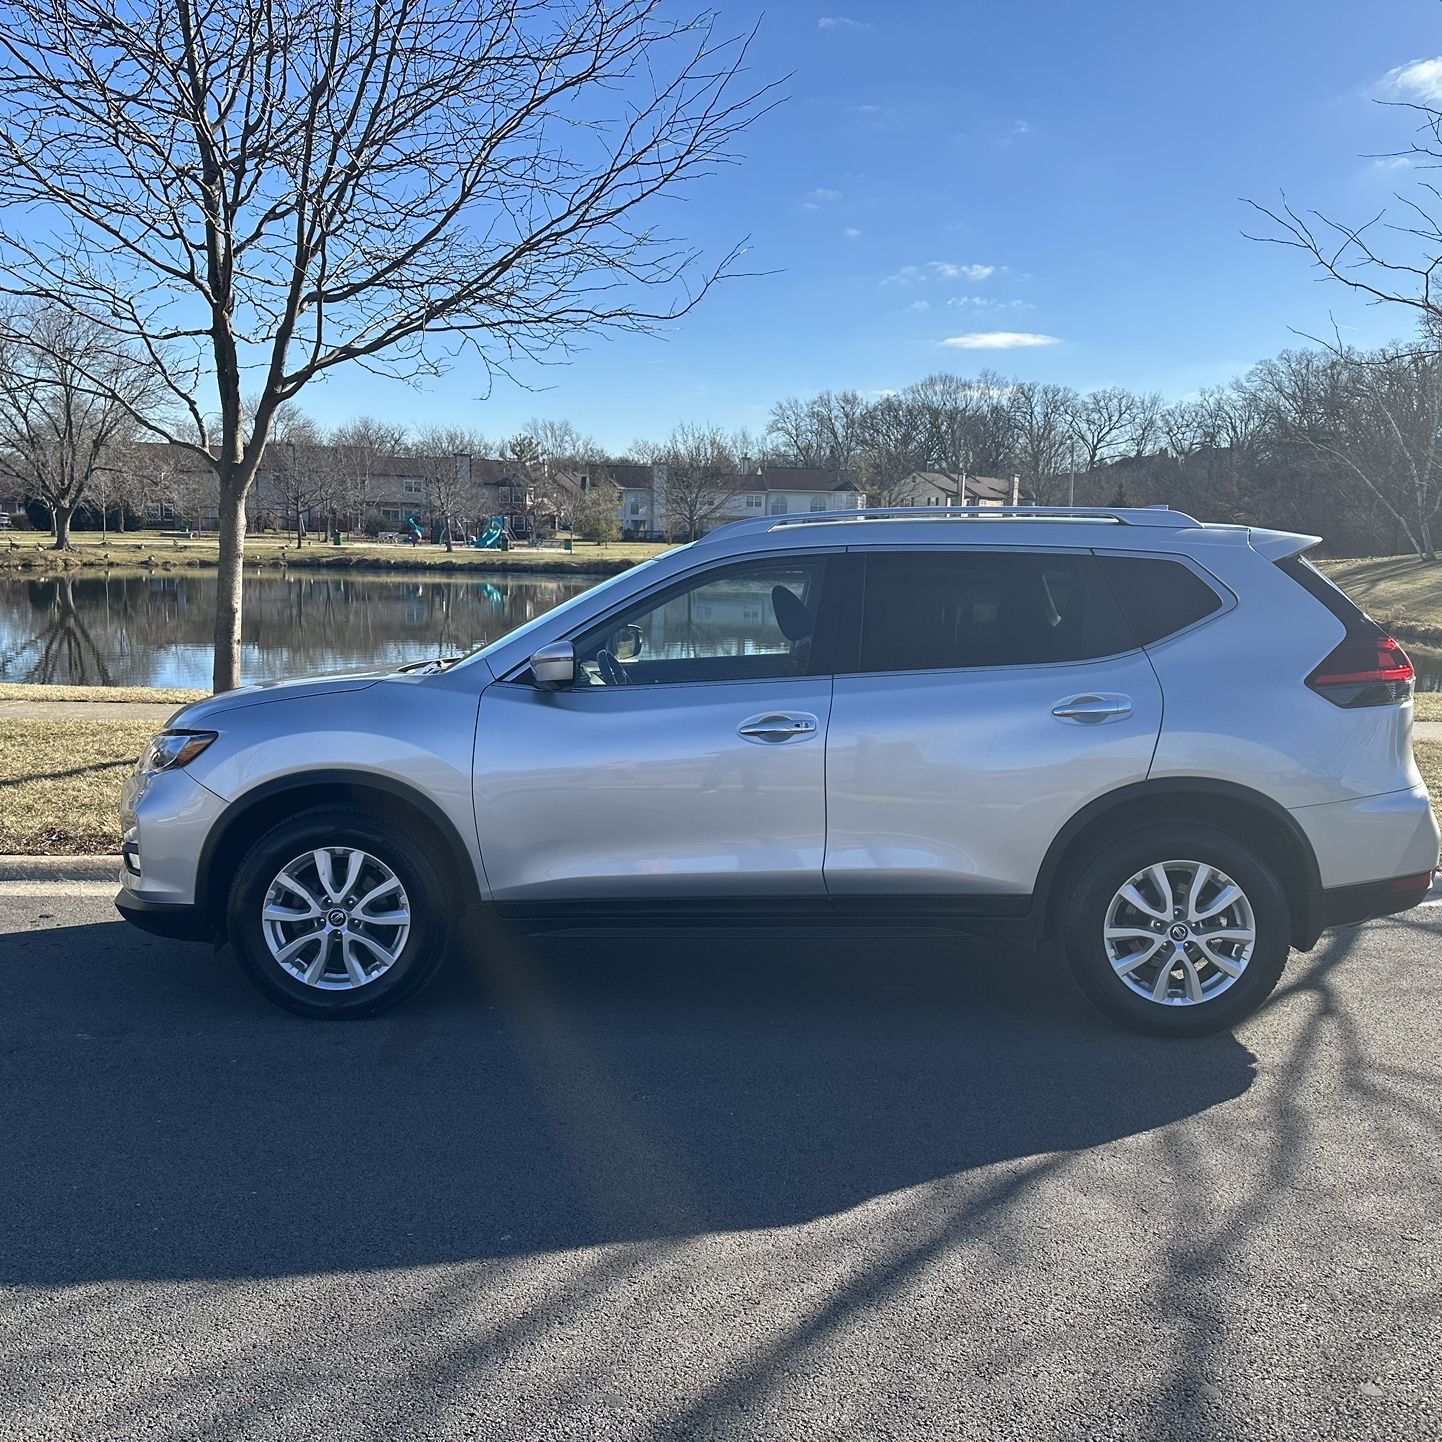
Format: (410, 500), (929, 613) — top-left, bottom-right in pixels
(308, 0), (1442, 451)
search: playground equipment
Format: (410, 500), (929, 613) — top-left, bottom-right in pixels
(473, 515), (511, 550)
(405, 514), (424, 543)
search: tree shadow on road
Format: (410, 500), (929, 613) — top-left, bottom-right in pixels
(0, 917), (1256, 1286)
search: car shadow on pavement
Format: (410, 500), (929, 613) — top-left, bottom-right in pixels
(0, 917), (1256, 1285)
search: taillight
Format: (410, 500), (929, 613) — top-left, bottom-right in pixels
(1306, 633), (1415, 708)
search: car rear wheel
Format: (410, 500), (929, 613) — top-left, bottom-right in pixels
(1060, 822), (1290, 1036)
(226, 807), (450, 1018)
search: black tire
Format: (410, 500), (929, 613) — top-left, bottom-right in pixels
(226, 806), (451, 1018)
(1059, 822), (1290, 1037)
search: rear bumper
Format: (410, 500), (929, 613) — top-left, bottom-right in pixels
(115, 887), (216, 943)
(1318, 871), (1436, 932)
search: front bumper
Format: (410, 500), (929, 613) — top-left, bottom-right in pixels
(115, 887), (216, 942)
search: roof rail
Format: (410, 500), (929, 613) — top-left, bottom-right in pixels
(694, 504), (1200, 545)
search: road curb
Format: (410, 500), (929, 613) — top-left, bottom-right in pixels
(0, 855), (119, 883)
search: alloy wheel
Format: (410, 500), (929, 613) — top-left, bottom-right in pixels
(1102, 858), (1256, 1006)
(260, 847), (412, 990)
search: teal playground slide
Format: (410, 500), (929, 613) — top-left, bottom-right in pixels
(474, 516), (510, 550)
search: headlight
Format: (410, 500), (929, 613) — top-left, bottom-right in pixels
(136, 730), (218, 774)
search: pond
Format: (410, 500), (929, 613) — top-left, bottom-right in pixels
(1, 568), (1439, 693)
(0, 571), (595, 689)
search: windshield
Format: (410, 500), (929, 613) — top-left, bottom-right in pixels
(450, 551), (682, 672)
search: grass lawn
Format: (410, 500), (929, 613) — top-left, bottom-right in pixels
(1319, 556), (1442, 635)
(0, 683), (207, 705)
(0, 529), (672, 572)
(0, 719), (155, 854)
(3, 714), (1439, 860)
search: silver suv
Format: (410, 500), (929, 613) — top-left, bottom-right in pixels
(116, 507), (1439, 1036)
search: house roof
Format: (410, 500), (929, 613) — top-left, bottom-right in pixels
(906, 471), (1013, 502)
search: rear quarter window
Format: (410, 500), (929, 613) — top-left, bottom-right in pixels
(1093, 555), (1223, 645)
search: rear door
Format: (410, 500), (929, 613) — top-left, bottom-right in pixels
(823, 547), (1163, 908)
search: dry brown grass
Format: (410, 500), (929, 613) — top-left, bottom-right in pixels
(0, 683), (207, 705)
(1319, 557), (1442, 636)
(0, 719), (155, 854)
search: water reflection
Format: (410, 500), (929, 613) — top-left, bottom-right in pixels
(0, 571), (595, 689)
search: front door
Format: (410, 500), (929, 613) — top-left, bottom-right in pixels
(475, 554), (835, 907)
(824, 547), (1164, 906)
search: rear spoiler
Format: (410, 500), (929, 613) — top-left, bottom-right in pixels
(1247, 528), (1322, 561)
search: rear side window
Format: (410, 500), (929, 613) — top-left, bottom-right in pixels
(1275, 554), (1382, 636)
(857, 551), (1134, 673)
(1093, 555), (1223, 645)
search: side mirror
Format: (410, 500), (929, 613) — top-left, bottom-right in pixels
(530, 641), (575, 690)
(611, 623), (644, 662)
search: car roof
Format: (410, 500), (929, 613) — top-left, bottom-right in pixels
(689, 506), (1297, 555)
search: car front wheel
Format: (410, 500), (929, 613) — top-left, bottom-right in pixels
(226, 806), (450, 1018)
(1060, 822), (1290, 1037)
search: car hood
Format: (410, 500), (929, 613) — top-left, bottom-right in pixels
(164, 670), (390, 728)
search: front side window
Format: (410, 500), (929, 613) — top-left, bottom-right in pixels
(857, 550), (1133, 673)
(571, 558), (827, 686)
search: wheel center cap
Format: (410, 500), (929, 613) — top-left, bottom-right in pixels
(327, 908), (348, 928)
(1169, 923), (1190, 942)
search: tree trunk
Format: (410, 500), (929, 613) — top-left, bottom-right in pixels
(52, 504), (73, 549)
(213, 480), (247, 693)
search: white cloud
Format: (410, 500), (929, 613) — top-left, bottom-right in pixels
(930, 261), (994, 281)
(1382, 56), (1442, 102)
(940, 331), (1060, 350)
(843, 226), (861, 238)
(803, 187), (843, 210)
(849, 103), (884, 115)
(1372, 155), (1411, 171)
(1012, 119), (1032, 135)
(907, 300), (930, 312)
(947, 295), (1032, 311)
(883, 260), (996, 286)
(819, 15), (867, 29)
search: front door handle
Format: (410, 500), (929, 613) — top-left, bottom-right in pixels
(738, 712), (819, 743)
(1051, 694), (1133, 723)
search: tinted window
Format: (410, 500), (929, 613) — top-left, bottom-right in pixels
(571, 558), (827, 686)
(1276, 554), (1381, 637)
(857, 551), (1133, 672)
(1094, 555), (1223, 645)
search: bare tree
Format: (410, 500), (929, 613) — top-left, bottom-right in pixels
(268, 408), (334, 546)
(1257, 344), (1442, 560)
(766, 389), (867, 471)
(411, 424), (486, 551)
(658, 422), (738, 539)
(331, 416), (407, 531)
(856, 392), (930, 505)
(0, 306), (153, 546)
(907, 371), (1013, 479)
(0, 0), (776, 688)
(1070, 387), (1139, 474)
(1008, 380), (1076, 504)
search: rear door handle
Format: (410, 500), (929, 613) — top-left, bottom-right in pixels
(738, 712), (819, 743)
(1051, 693), (1133, 723)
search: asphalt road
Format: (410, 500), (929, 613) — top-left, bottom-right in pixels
(1, 890), (1439, 1441)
